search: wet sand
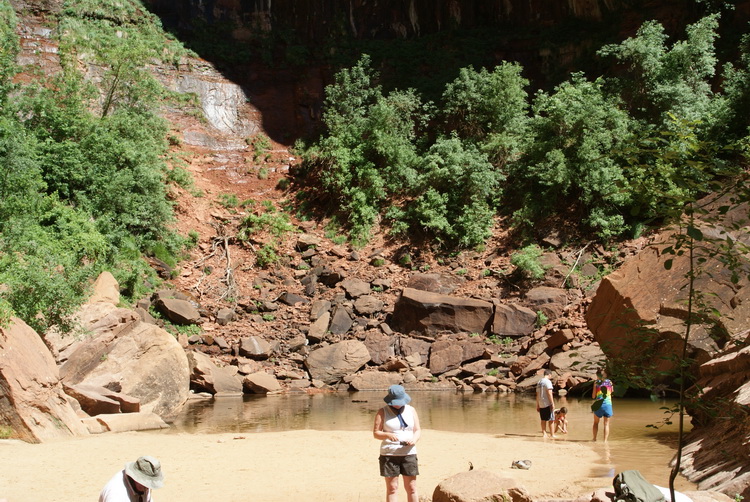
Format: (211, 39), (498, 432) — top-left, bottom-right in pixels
(0, 429), (623, 502)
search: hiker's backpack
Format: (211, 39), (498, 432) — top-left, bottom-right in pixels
(613, 470), (666, 502)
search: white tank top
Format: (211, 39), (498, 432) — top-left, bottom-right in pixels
(379, 405), (417, 456)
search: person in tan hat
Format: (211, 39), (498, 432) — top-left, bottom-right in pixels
(373, 384), (421, 502)
(99, 455), (164, 502)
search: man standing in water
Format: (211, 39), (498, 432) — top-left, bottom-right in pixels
(536, 369), (556, 438)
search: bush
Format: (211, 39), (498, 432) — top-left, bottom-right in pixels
(510, 244), (546, 280)
(508, 73), (634, 239)
(405, 135), (501, 247)
(441, 63), (529, 168)
(299, 55), (427, 243)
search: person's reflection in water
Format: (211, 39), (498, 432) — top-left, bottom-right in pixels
(592, 441), (616, 478)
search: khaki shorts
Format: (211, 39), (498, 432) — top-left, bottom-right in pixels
(379, 454), (419, 477)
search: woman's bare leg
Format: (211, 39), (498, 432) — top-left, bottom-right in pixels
(602, 417), (611, 442)
(403, 476), (418, 502)
(385, 476), (400, 502)
(592, 415), (600, 441)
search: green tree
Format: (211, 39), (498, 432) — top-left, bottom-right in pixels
(0, 2), (18, 106)
(718, 32), (750, 140)
(441, 63), (530, 169)
(597, 15), (723, 132)
(405, 135), (501, 247)
(300, 55), (428, 243)
(508, 73), (634, 239)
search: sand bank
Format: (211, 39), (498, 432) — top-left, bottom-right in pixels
(0, 429), (673, 501)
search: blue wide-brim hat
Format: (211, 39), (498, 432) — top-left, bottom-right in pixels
(384, 384), (411, 406)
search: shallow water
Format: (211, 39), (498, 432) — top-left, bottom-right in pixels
(167, 390), (697, 490)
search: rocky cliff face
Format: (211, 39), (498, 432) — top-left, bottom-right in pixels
(141, 0), (709, 139)
(143, 0), (697, 40)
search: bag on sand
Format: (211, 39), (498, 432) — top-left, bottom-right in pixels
(613, 470), (666, 502)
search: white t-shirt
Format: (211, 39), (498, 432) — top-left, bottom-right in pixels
(536, 377), (553, 408)
(379, 405), (418, 456)
(99, 470), (153, 502)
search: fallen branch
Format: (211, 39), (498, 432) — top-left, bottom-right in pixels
(561, 242), (591, 288)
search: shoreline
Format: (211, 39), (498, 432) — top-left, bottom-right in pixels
(0, 429), (696, 502)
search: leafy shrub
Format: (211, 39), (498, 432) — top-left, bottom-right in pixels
(250, 134), (272, 162)
(597, 15), (722, 131)
(218, 193), (240, 208)
(0, 0), (190, 332)
(508, 73), (634, 239)
(298, 55), (427, 243)
(441, 63), (530, 168)
(405, 135), (501, 247)
(238, 207), (295, 241)
(255, 244), (279, 268)
(510, 244), (546, 280)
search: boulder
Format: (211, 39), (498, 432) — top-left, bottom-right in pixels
(328, 306), (353, 335)
(309, 300), (332, 321)
(81, 412), (169, 434)
(0, 318), (90, 442)
(155, 298), (201, 325)
(63, 383), (141, 415)
(296, 233), (322, 251)
(432, 470), (533, 502)
(215, 308), (235, 326)
(546, 328), (575, 350)
(340, 278), (371, 298)
(278, 292), (309, 306)
(399, 337), (432, 364)
(586, 227), (750, 377)
(59, 319), (190, 419)
(239, 336), (273, 360)
(363, 331), (397, 365)
(549, 343), (605, 374)
(44, 303), (139, 364)
(407, 273), (464, 294)
(392, 288), (493, 336)
(304, 340), (371, 384)
(307, 312), (331, 344)
(429, 335), (487, 375)
(524, 286), (568, 321)
(243, 372), (283, 394)
(353, 295), (384, 315)
(349, 371), (403, 390)
(88, 271), (120, 305)
(187, 351), (243, 395)
(491, 303), (537, 337)
(677, 343), (750, 498)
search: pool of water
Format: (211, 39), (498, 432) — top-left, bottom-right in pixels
(167, 390), (697, 490)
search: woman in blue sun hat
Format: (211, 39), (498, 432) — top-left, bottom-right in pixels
(373, 384), (421, 502)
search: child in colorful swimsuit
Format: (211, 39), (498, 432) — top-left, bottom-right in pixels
(554, 407), (568, 434)
(592, 368), (614, 441)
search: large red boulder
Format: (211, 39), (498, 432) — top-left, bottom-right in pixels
(0, 318), (89, 442)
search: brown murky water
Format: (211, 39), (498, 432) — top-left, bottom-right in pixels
(168, 391), (697, 491)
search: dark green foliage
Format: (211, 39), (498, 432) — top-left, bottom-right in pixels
(441, 63), (529, 168)
(510, 245), (546, 280)
(509, 73), (634, 239)
(0, 3), (18, 106)
(301, 55), (426, 243)
(597, 15), (722, 132)
(298, 14), (748, 245)
(406, 136), (501, 247)
(719, 33), (750, 140)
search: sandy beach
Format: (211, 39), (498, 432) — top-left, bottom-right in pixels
(0, 428), (648, 502)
